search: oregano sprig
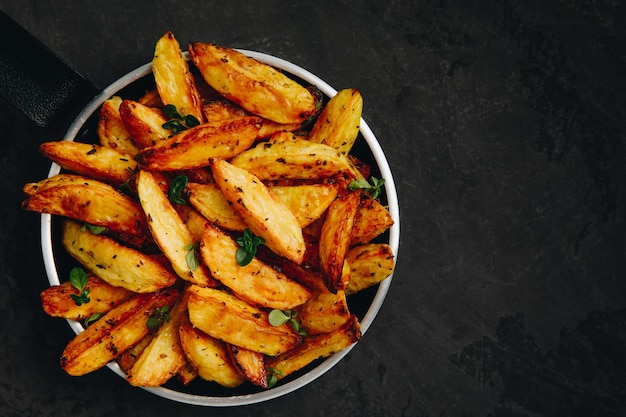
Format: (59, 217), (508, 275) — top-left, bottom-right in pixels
(266, 367), (283, 389)
(146, 305), (171, 331)
(69, 267), (91, 306)
(168, 175), (189, 205)
(235, 228), (265, 266)
(162, 104), (200, 134)
(268, 309), (307, 336)
(348, 176), (385, 200)
(184, 242), (200, 271)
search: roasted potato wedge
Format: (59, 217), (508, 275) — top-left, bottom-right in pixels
(38, 141), (137, 188)
(61, 220), (178, 293)
(135, 116), (262, 171)
(117, 333), (154, 373)
(351, 197), (395, 244)
(97, 96), (141, 156)
(60, 287), (180, 376)
(187, 285), (302, 356)
(200, 223), (312, 309)
(22, 175), (150, 239)
(319, 191), (361, 293)
(265, 314), (361, 381)
(126, 296), (188, 386)
(186, 182), (246, 231)
(41, 274), (134, 320)
(174, 203), (210, 242)
(228, 345), (267, 388)
(176, 361), (198, 386)
(230, 132), (359, 182)
(136, 169), (216, 287)
(178, 313), (245, 388)
(119, 99), (169, 148)
(153, 31), (203, 121)
(270, 184), (338, 228)
(308, 88), (363, 154)
(345, 243), (395, 295)
(211, 158), (306, 264)
(189, 42), (316, 124)
(296, 286), (351, 335)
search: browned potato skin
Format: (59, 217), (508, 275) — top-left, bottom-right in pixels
(308, 88), (363, 154)
(270, 184), (338, 228)
(200, 223), (312, 310)
(41, 275), (134, 320)
(39, 141), (137, 188)
(119, 99), (169, 148)
(135, 116), (262, 171)
(345, 243), (395, 295)
(178, 312), (245, 387)
(22, 175), (150, 239)
(211, 158), (306, 265)
(296, 287), (351, 335)
(319, 191), (361, 293)
(189, 42), (316, 124)
(97, 96), (141, 156)
(265, 314), (361, 381)
(153, 31), (204, 122)
(186, 182), (246, 231)
(228, 345), (268, 388)
(351, 197), (395, 245)
(60, 287), (180, 376)
(186, 285), (302, 356)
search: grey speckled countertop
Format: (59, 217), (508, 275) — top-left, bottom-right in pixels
(1, 1), (625, 416)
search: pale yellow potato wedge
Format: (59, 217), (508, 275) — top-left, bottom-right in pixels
(308, 88), (363, 154)
(189, 42), (316, 124)
(135, 116), (261, 171)
(119, 99), (169, 148)
(228, 345), (267, 388)
(60, 287), (180, 376)
(186, 182), (246, 231)
(351, 197), (395, 245)
(23, 173), (113, 196)
(153, 31), (203, 121)
(211, 158), (306, 264)
(126, 296), (188, 386)
(319, 191), (361, 293)
(61, 220), (177, 293)
(97, 96), (141, 156)
(230, 132), (359, 182)
(38, 141), (137, 188)
(187, 285), (302, 356)
(265, 314), (361, 381)
(174, 203), (210, 242)
(200, 223), (312, 309)
(270, 184), (338, 228)
(345, 243), (395, 295)
(136, 170), (215, 287)
(178, 313), (245, 388)
(40, 274), (134, 321)
(22, 175), (150, 239)
(117, 333), (154, 373)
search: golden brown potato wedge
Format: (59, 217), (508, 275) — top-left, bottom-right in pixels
(228, 345), (267, 388)
(60, 287), (180, 376)
(153, 31), (203, 122)
(345, 243), (395, 295)
(230, 132), (359, 182)
(296, 287), (350, 335)
(174, 203), (210, 242)
(189, 42), (316, 124)
(138, 89), (163, 108)
(97, 96), (141, 156)
(126, 296), (188, 386)
(178, 313), (245, 387)
(22, 175), (150, 239)
(176, 361), (198, 386)
(136, 170), (216, 287)
(39, 141), (137, 188)
(270, 184), (338, 228)
(187, 285), (302, 356)
(319, 191), (361, 293)
(200, 223), (312, 309)
(265, 314), (361, 381)
(119, 99), (169, 148)
(211, 158), (306, 264)
(135, 116), (262, 171)
(41, 274), (134, 320)
(308, 88), (363, 154)
(350, 197), (395, 244)
(117, 333), (154, 373)
(186, 182), (246, 231)
(61, 220), (178, 293)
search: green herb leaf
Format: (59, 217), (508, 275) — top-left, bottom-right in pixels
(268, 309), (307, 336)
(235, 228), (265, 266)
(147, 305), (171, 331)
(81, 223), (108, 235)
(168, 175), (189, 205)
(185, 242), (200, 271)
(161, 104), (200, 134)
(82, 312), (104, 327)
(266, 367), (283, 389)
(69, 267), (91, 306)
(348, 176), (385, 200)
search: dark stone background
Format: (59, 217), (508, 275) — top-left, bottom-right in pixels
(0, 1), (624, 416)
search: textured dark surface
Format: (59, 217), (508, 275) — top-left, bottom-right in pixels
(1, 1), (625, 416)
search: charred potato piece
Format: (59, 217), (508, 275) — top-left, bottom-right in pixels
(351, 197), (395, 244)
(228, 345), (267, 388)
(345, 243), (395, 295)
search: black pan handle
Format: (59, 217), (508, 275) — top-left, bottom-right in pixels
(0, 11), (99, 138)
